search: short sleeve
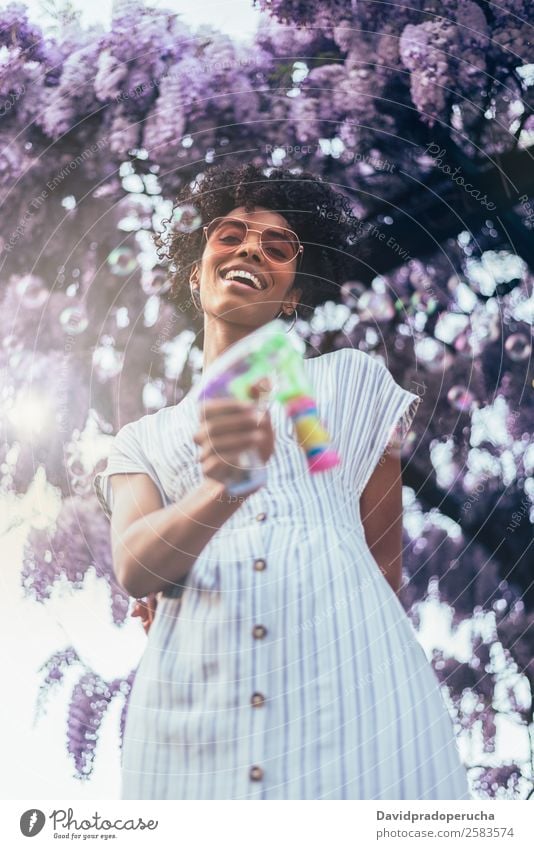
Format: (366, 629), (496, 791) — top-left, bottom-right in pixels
(338, 349), (421, 497)
(93, 420), (167, 521)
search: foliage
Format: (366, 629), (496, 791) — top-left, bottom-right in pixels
(1, 0), (533, 796)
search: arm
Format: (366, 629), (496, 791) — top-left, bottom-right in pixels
(110, 473), (247, 599)
(110, 384), (275, 600)
(360, 447), (404, 595)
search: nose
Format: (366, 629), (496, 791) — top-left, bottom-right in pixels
(236, 231), (263, 263)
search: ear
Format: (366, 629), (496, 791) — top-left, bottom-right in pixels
(283, 286), (302, 314)
(189, 262), (200, 285)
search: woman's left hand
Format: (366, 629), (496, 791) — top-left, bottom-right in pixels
(131, 593), (158, 634)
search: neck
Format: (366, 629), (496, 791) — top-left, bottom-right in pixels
(201, 316), (262, 372)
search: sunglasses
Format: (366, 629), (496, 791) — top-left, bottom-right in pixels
(203, 216), (304, 266)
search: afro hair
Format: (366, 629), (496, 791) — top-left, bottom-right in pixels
(154, 162), (363, 322)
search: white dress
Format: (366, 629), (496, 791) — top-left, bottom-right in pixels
(94, 347), (471, 800)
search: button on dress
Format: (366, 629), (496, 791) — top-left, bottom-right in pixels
(94, 347), (471, 800)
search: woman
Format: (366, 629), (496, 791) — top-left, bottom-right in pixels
(94, 163), (470, 800)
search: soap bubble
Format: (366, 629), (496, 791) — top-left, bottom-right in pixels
(358, 290), (395, 322)
(504, 333), (531, 362)
(65, 453), (92, 496)
(401, 429), (417, 457)
(59, 307), (88, 335)
(340, 280), (366, 307)
(447, 385), (475, 412)
(171, 203), (202, 234)
(141, 268), (172, 296)
(106, 247), (137, 276)
(410, 291), (438, 315)
(2, 334), (23, 351)
(15, 275), (49, 309)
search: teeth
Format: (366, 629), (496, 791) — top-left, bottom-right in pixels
(223, 268), (263, 290)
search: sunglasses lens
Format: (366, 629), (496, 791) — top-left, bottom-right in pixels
(261, 229), (299, 263)
(207, 218), (247, 249)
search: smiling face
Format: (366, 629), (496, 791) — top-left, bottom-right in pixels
(189, 206), (303, 328)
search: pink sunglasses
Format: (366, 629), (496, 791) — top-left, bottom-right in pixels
(203, 216), (304, 267)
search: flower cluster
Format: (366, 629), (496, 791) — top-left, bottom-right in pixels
(3, 0), (533, 795)
(22, 495), (130, 624)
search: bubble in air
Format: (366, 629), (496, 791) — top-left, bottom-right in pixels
(141, 268), (172, 296)
(171, 203), (202, 234)
(15, 275), (49, 309)
(447, 385), (475, 412)
(106, 247), (137, 276)
(504, 333), (531, 362)
(60, 307), (89, 335)
(401, 430), (417, 457)
(358, 290), (395, 322)
(340, 280), (366, 307)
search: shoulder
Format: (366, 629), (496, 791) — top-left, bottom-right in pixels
(304, 346), (380, 381)
(114, 397), (188, 446)
(304, 348), (405, 413)
(304, 346), (373, 366)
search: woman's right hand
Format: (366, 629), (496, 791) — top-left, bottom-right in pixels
(193, 380), (275, 492)
(131, 592), (158, 634)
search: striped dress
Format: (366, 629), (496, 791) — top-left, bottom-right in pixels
(94, 347), (471, 800)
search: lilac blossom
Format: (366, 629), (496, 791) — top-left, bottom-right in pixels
(2, 0), (533, 796)
(67, 672), (115, 777)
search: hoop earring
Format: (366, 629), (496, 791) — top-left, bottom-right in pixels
(190, 284), (202, 312)
(276, 307), (297, 332)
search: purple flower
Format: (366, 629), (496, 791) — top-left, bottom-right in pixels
(67, 672), (114, 777)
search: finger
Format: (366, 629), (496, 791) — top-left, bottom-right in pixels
(195, 414), (260, 441)
(199, 399), (256, 419)
(198, 435), (263, 461)
(203, 451), (243, 474)
(197, 409), (257, 434)
(132, 601), (149, 622)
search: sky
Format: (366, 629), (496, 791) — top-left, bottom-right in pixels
(22, 0), (261, 41)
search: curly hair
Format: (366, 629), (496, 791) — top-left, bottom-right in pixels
(153, 162), (362, 322)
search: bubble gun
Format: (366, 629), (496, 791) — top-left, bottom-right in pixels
(193, 319), (340, 495)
